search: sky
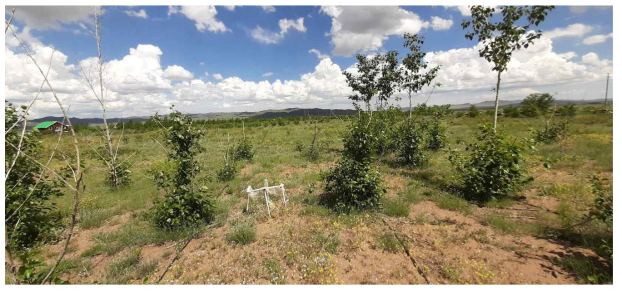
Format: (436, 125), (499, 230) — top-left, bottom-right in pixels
(4, 5), (614, 118)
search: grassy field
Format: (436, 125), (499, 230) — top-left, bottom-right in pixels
(33, 105), (613, 284)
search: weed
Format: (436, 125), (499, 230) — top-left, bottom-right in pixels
(226, 223), (257, 245)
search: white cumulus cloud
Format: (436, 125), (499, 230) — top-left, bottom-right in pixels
(544, 23), (593, 39)
(168, 6), (230, 33)
(320, 6), (430, 56)
(309, 48), (330, 59)
(431, 16), (453, 31)
(6, 6), (97, 30)
(163, 65), (194, 80)
(213, 73), (223, 80)
(262, 72), (274, 77)
(251, 17), (306, 44)
(261, 6), (276, 13)
(583, 33), (613, 45)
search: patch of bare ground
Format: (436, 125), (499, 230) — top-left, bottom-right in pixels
(383, 174), (408, 198)
(387, 201), (598, 284)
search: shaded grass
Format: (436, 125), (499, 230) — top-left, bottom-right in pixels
(382, 198), (410, 217)
(557, 256), (612, 284)
(105, 249), (157, 284)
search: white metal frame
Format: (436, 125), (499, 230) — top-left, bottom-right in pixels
(245, 179), (288, 217)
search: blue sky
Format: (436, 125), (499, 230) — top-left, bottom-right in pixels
(5, 5), (614, 117)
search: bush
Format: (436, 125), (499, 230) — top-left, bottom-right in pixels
(234, 138), (254, 161)
(426, 119), (447, 150)
(521, 93), (554, 117)
(321, 114), (384, 212)
(371, 106), (402, 155)
(535, 120), (570, 144)
(5, 103), (64, 251)
(321, 159), (384, 212)
(558, 104), (577, 117)
(149, 108), (213, 229)
(467, 105), (480, 118)
(503, 106), (521, 118)
(449, 126), (534, 203)
(226, 223), (256, 245)
(397, 123), (427, 167)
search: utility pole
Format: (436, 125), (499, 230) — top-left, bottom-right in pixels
(604, 73), (610, 111)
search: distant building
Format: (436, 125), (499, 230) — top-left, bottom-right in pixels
(34, 121), (69, 133)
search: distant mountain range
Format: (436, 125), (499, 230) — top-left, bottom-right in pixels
(29, 99), (610, 125)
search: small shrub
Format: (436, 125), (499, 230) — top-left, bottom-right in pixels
(377, 232), (401, 253)
(226, 223), (257, 245)
(234, 138), (254, 161)
(217, 163), (237, 182)
(426, 119), (447, 151)
(467, 105), (479, 118)
(321, 159), (384, 212)
(503, 106), (521, 118)
(558, 104), (577, 116)
(535, 120), (570, 144)
(449, 126), (534, 203)
(397, 123), (427, 167)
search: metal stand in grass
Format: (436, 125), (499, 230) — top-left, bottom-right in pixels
(245, 179), (288, 217)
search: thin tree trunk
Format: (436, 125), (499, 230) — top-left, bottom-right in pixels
(493, 71), (501, 131)
(408, 91), (413, 125)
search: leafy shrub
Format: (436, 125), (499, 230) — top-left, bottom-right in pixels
(371, 106), (402, 155)
(467, 105), (480, 118)
(455, 111), (465, 118)
(449, 126), (534, 203)
(321, 158), (384, 212)
(521, 93), (554, 117)
(105, 160), (132, 188)
(226, 223), (256, 245)
(426, 119), (447, 150)
(234, 138), (254, 161)
(535, 120), (570, 144)
(5, 103), (64, 251)
(503, 106), (521, 118)
(397, 123), (427, 167)
(149, 107), (213, 229)
(217, 140), (238, 182)
(558, 104), (577, 116)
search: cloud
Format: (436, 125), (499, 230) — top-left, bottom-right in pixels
(309, 48), (329, 59)
(431, 16), (453, 31)
(423, 35), (611, 95)
(261, 6), (276, 13)
(168, 6), (230, 33)
(320, 6), (430, 56)
(163, 65), (194, 80)
(443, 6), (472, 17)
(581, 52), (610, 67)
(213, 73), (223, 80)
(222, 6), (236, 11)
(124, 9), (148, 19)
(569, 6), (609, 14)
(199, 62), (205, 65)
(583, 33), (613, 45)
(544, 23), (593, 39)
(6, 6), (96, 30)
(262, 72), (273, 77)
(251, 17), (306, 44)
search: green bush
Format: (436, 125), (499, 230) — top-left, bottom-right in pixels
(449, 126), (534, 203)
(426, 119), (447, 150)
(5, 103), (64, 251)
(321, 158), (384, 212)
(397, 123), (427, 167)
(535, 120), (570, 144)
(467, 105), (480, 118)
(226, 223), (256, 245)
(503, 106), (521, 118)
(321, 113), (384, 212)
(558, 104), (577, 117)
(149, 108), (213, 229)
(234, 138), (254, 161)
(521, 93), (554, 117)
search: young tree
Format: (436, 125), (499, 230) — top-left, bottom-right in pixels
(401, 33), (440, 123)
(80, 8), (131, 188)
(150, 108), (213, 229)
(342, 52), (401, 118)
(462, 5), (555, 130)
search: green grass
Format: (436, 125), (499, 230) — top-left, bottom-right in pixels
(226, 223), (257, 245)
(91, 220), (196, 256)
(105, 249), (157, 284)
(382, 198), (410, 217)
(79, 208), (120, 229)
(310, 232), (340, 254)
(429, 192), (472, 215)
(558, 256), (612, 284)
